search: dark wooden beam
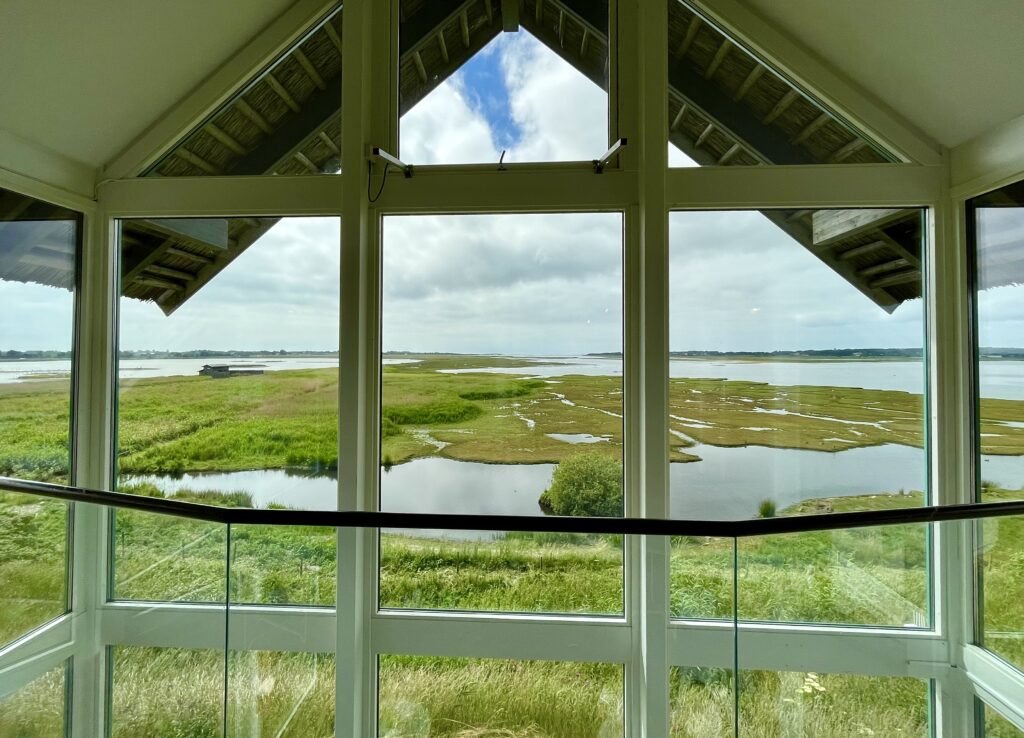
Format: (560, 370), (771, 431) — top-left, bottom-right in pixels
(667, 61), (817, 165)
(501, 0), (519, 31)
(227, 80), (341, 175)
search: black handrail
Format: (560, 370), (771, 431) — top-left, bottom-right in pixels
(3, 475), (1024, 538)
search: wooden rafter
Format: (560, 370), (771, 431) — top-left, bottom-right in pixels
(733, 65), (764, 101)
(235, 99), (273, 135)
(792, 112), (830, 145)
(323, 21), (342, 54)
(460, 9), (471, 47)
(436, 29), (449, 62)
(265, 73), (301, 113)
(763, 89), (799, 125)
(705, 39), (732, 79)
(670, 102), (689, 130)
(695, 122), (715, 148)
(204, 123), (247, 156)
(294, 49), (327, 90)
(718, 143), (742, 165)
(677, 15), (701, 57)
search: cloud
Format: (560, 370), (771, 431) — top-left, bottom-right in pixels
(118, 217), (340, 352)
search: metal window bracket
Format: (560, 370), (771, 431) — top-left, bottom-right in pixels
(594, 138), (627, 174)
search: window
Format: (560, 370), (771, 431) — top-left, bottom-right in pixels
(0, 186), (78, 646)
(379, 212), (624, 614)
(114, 217), (340, 605)
(668, 208), (928, 627)
(398, 0), (610, 164)
(970, 180), (1024, 674)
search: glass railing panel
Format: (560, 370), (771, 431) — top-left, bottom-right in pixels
(736, 522), (928, 628)
(226, 651), (335, 737)
(670, 666), (736, 737)
(736, 671), (930, 737)
(981, 698), (1024, 737)
(112, 509), (229, 602)
(978, 512), (1024, 672)
(228, 524), (335, 606)
(109, 647), (227, 737)
(0, 659), (69, 737)
(0, 492), (69, 646)
(670, 535), (734, 619)
(378, 656), (624, 737)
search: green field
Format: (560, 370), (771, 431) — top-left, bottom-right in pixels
(1, 357), (1024, 736)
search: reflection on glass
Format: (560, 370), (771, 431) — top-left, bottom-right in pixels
(978, 513), (1024, 673)
(378, 656), (622, 738)
(972, 182), (1024, 671)
(112, 510), (227, 602)
(111, 647), (225, 738)
(379, 213), (624, 614)
(145, 8), (342, 177)
(0, 492), (69, 645)
(666, 1), (894, 168)
(670, 666), (734, 737)
(0, 660), (68, 737)
(668, 209), (927, 627)
(115, 217), (339, 605)
(737, 671), (928, 737)
(973, 185), (1024, 500)
(738, 524), (927, 628)
(0, 186), (78, 645)
(982, 699), (1024, 737)
(399, 0), (609, 165)
(227, 652), (335, 737)
(670, 536), (734, 620)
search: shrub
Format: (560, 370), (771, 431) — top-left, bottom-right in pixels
(539, 452), (622, 518)
(758, 498), (777, 518)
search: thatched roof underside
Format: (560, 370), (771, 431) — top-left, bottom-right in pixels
(6, 1), (1018, 311)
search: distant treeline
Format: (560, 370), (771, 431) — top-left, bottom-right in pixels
(589, 347), (1024, 359)
(1, 349), (338, 360)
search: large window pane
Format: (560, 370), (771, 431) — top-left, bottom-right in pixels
(380, 212), (624, 615)
(669, 209), (928, 627)
(115, 217), (339, 605)
(0, 660), (69, 738)
(971, 181), (1024, 672)
(0, 186), (78, 645)
(399, 0), (609, 165)
(378, 656), (623, 737)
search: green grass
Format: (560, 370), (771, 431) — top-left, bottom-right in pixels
(2, 358), (1023, 735)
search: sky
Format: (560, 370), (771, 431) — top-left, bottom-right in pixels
(3, 30), (1020, 354)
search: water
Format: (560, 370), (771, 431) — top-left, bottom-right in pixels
(0, 356), (415, 384)
(125, 446), (1024, 530)
(440, 356), (1024, 400)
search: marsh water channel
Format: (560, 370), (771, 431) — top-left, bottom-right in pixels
(102, 355), (1024, 537)
(123, 444), (1023, 534)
